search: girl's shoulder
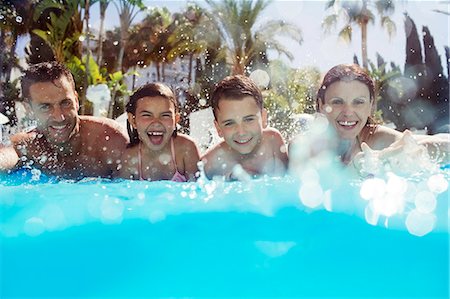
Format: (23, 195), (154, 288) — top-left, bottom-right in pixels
(174, 133), (198, 147)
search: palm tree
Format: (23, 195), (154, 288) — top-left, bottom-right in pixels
(32, 0), (83, 62)
(168, 4), (208, 84)
(204, 0), (302, 75)
(322, 0), (396, 69)
(0, 0), (33, 82)
(112, 0), (145, 73)
(97, 0), (110, 66)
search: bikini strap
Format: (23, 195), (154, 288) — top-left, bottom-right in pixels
(170, 138), (179, 173)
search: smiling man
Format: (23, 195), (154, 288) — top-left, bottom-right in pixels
(202, 75), (288, 180)
(0, 61), (128, 179)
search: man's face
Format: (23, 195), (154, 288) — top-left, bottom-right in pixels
(28, 76), (79, 146)
(214, 96), (267, 155)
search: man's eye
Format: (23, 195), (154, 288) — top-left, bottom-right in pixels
(61, 100), (72, 108)
(39, 104), (51, 111)
(244, 117), (255, 122)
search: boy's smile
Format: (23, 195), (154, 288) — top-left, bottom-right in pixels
(214, 96), (267, 155)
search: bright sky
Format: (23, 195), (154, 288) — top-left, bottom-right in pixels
(18, 0), (450, 73)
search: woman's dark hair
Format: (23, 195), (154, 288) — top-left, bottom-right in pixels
(126, 83), (178, 147)
(316, 64), (377, 126)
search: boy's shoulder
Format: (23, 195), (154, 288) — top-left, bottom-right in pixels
(201, 140), (225, 160)
(263, 127), (284, 139)
(262, 127), (286, 149)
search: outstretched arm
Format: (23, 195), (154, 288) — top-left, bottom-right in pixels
(0, 145), (19, 171)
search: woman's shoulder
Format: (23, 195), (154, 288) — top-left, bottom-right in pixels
(364, 124), (402, 150)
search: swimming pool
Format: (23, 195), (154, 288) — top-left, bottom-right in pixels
(0, 169), (448, 298)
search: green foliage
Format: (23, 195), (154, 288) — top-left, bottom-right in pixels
(264, 64), (321, 140)
(32, 0), (83, 62)
(204, 0), (302, 75)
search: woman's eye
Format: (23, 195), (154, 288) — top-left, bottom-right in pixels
(330, 99), (343, 105)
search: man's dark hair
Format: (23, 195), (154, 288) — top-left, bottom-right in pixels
(211, 75), (263, 120)
(21, 61), (76, 101)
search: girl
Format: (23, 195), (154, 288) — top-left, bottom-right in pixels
(116, 83), (200, 181)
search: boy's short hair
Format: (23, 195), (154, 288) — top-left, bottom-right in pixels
(21, 61), (76, 101)
(211, 75), (263, 120)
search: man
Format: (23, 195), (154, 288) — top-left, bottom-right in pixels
(0, 61), (128, 179)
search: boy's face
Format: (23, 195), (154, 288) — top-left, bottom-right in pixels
(214, 96), (267, 155)
(27, 75), (80, 146)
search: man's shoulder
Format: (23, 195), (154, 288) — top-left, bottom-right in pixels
(79, 116), (128, 139)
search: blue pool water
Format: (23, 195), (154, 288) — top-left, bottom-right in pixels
(0, 169), (448, 298)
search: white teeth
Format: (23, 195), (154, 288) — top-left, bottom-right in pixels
(148, 131), (163, 136)
(338, 121), (357, 126)
(51, 125), (66, 130)
(235, 138), (251, 144)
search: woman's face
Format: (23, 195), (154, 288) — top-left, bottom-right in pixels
(319, 80), (373, 141)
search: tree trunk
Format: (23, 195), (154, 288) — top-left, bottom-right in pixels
(361, 21), (368, 70)
(0, 29), (5, 81)
(132, 65), (137, 90)
(156, 62), (161, 81)
(81, 0), (91, 115)
(97, 1), (109, 67)
(188, 53), (193, 84)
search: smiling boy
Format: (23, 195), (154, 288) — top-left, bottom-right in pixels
(202, 75), (288, 180)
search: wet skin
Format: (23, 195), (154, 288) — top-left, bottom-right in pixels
(11, 76), (128, 179)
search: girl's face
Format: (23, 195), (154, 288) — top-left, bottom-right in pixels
(128, 96), (179, 151)
(319, 80), (373, 141)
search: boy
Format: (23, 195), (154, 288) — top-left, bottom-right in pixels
(202, 75), (288, 180)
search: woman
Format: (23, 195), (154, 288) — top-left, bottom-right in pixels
(291, 64), (448, 176)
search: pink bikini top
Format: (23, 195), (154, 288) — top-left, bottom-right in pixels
(138, 138), (188, 182)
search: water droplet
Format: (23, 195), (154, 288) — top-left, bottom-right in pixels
(24, 217), (45, 236)
(405, 209), (436, 236)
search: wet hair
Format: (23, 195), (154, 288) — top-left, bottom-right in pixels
(126, 82), (178, 147)
(211, 75), (263, 120)
(21, 61), (76, 102)
(316, 64), (376, 125)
